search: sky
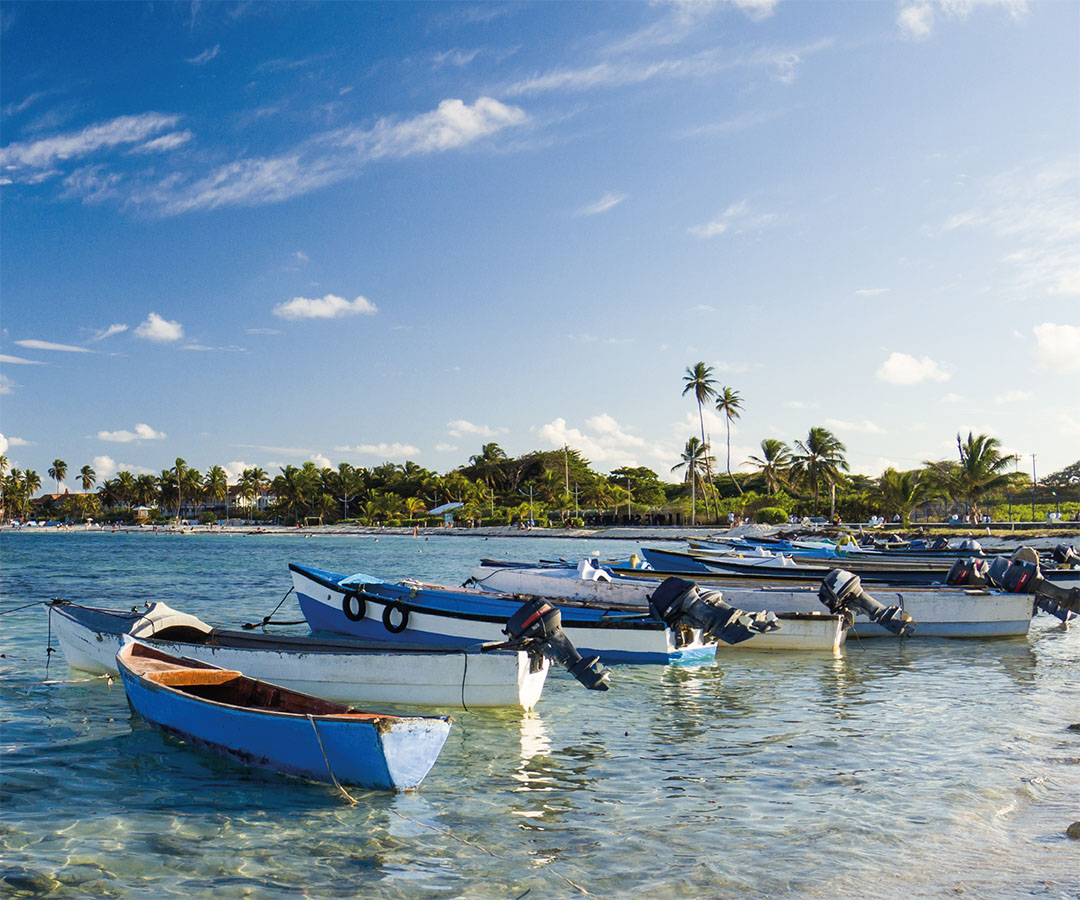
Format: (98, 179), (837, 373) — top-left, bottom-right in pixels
(1, 0), (1078, 493)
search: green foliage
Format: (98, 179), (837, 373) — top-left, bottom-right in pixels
(755, 506), (789, 525)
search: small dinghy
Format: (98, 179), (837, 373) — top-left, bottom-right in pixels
(116, 641), (451, 792)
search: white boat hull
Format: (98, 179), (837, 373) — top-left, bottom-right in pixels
(50, 602), (548, 710)
(469, 566), (1036, 638)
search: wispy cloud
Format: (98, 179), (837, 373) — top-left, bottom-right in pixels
(0, 353), (45, 365)
(97, 423), (167, 443)
(688, 200), (776, 239)
(88, 323), (128, 342)
(825, 418), (887, 434)
(14, 339), (91, 352)
(994, 389), (1034, 404)
(134, 313), (184, 342)
(854, 287), (889, 297)
(181, 343), (247, 352)
(132, 131), (194, 154)
(186, 45), (221, 66)
(535, 414), (666, 469)
(273, 294), (377, 320)
(876, 351), (951, 385)
(575, 192), (626, 217)
(0, 112), (180, 174)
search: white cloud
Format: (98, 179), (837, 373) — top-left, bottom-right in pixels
(223, 461), (251, 482)
(92, 455), (118, 479)
(434, 443), (459, 452)
(784, 400), (818, 409)
(273, 293), (377, 320)
(88, 323), (128, 342)
(181, 343), (247, 352)
(994, 389), (1034, 404)
(876, 351), (951, 385)
(535, 414), (669, 470)
(825, 418), (887, 434)
(854, 288), (890, 297)
(310, 453), (332, 468)
(447, 419), (504, 438)
(362, 97), (528, 158)
(0, 353), (45, 365)
(1033, 322), (1080, 374)
(5, 435), (32, 447)
(134, 312), (184, 342)
(97, 423), (167, 443)
(898, 3), (935, 39)
(0, 112), (180, 174)
(941, 392), (965, 403)
(1059, 414), (1080, 436)
(0, 433), (7, 454)
(575, 193), (626, 216)
(14, 339), (90, 352)
(335, 442), (420, 458)
(0, 375), (12, 395)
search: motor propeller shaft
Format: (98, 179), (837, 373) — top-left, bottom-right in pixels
(503, 599), (612, 690)
(648, 577), (781, 646)
(818, 569), (916, 636)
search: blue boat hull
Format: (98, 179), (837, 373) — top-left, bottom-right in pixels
(118, 646), (450, 791)
(292, 564), (715, 664)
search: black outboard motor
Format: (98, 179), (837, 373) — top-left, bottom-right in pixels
(931, 537), (949, 551)
(504, 599), (612, 690)
(818, 569), (916, 636)
(946, 557), (990, 587)
(986, 555), (1078, 622)
(647, 577), (780, 645)
(1052, 544), (1080, 569)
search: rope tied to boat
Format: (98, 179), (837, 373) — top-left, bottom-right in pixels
(306, 714), (360, 806)
(242, 586), (303, 629)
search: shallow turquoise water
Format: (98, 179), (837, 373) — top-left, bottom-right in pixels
(1, 532), (1078, 899)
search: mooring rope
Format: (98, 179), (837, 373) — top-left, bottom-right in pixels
(242, 586), (298, 629)
(306, 714), (360, 806)
(0, 600), (48, 616)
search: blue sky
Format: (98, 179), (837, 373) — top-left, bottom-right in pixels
(2, 0), (1078, 491)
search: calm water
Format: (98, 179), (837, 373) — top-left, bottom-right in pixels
(1, 532), (1077, 899)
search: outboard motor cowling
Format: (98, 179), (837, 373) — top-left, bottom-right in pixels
(648, 577), (781, 646)
(504, 599), (612, 690)
(990, 556), (1078, 622)
(818, 569), (916, 636)
(947, 557), (990, 587)
(1052, 544), (1080, 569)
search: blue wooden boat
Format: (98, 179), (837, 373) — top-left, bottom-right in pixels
(290, 563), (724, 665)
(116, 641), (451, 791)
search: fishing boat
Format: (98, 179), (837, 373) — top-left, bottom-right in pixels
(471, 559), (1039, 638)
(49, 599), (550, 710)
(116, 641), (451, 791)
(468, 560), (849, 652)
(290, 563), (758, 665)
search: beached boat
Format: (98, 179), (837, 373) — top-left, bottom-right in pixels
(116, 641), (451, 791)
(291, 563), (736, 665)
(471, 559), (1037, 638)
(468, 560), (849, 652)
(49, 599), (549, 710)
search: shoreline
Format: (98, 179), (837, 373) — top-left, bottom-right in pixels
(3, 521), (1077, 551)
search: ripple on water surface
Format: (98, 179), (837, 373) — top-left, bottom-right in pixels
(1, 532), (1078, 899)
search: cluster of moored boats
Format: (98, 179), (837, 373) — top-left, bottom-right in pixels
(49, 534), (1079, 792)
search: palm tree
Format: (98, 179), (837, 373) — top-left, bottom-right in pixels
(239, 467), (269, 514)
(715, 386), (744, 495)
(79, 464), (96, 492)
(924, 432), (1018, 525)
(682, 362), (718, 517)
(48, 459), (67, 494)
(204, 465), (228, 518)
(746, 439), (792, 495)
(115, 471), (136, 506)
(671, 437), (714, 526)
(877, 468), (935, 527)
(792, 427), (849, 514)
(404, 496), (426, 524)
(132, 474), (159, 509)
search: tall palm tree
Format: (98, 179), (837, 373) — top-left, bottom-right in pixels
(924, 432), (1018, 525)
(404, 496), (426, 524)
(468, 443), (507, 497)
(115, 471), (136, 506)
(746, 439), (792, 495)
(672, 437), (714, 526)
(79, 464), (96, 492)
(715, 386), (744, 495)
(133, 474), (159, 509)
(48, 459), (67, 494)
(792, 427), (849, 514)
(682, 362), (718, 518)
(204, 465), (228, 516)
(239, 467), (269, 513)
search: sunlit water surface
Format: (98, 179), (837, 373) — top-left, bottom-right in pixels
(1, 532), (1077, 899)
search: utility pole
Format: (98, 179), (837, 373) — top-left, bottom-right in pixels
(626, 474), (632, 523)
(563, 444), (569, 496)
(1031, 453), (1037, 521)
